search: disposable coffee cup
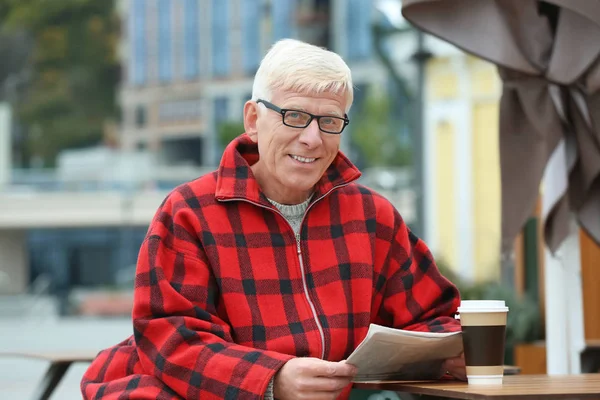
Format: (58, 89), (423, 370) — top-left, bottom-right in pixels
(457, 300), (509, 385)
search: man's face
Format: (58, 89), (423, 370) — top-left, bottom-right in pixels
(244, 90), (346, 204)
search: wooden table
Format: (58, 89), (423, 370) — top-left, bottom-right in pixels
(354, 374), (600, 399)
(0, 350), (98, 400)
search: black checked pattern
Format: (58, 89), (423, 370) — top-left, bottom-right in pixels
(81, 134), (461, 400)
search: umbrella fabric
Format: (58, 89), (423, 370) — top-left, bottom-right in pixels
(402, 0), (600, 253)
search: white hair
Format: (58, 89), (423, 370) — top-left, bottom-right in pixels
(251, 39), (354, 113)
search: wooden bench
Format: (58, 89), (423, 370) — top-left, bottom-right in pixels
(0, 350), (98, 400)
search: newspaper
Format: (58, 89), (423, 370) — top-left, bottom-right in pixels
(347, 323), (463, 382)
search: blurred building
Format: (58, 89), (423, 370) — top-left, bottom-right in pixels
(1, 0), (500, 311)
(2, 0), (406, 315)
(117, 0), (386, 167)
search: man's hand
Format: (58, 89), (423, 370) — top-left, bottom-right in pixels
(273, 357), (357, 400)
(442, 353), (466, 381)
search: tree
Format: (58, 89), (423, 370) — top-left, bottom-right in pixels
(351, 92), (412, 168)
(2, 0), (120, 167)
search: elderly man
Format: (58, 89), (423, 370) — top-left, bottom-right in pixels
(82, 39), (464, 400)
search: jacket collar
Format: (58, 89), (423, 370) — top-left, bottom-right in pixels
(215, 134), (361, 205)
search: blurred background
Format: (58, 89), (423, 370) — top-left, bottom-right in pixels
(1, 0), (597, 399)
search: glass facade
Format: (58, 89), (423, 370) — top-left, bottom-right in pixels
(214, 97), (229, 123)
(241, 0), (261, 75)
(157, 0), (173, 82)
(183, 0), (200, 79)
(346, 0), (372, 60)
(130, 0), (147, 85)
(272, 0), (294, 41)
(211, 0), (230, 76)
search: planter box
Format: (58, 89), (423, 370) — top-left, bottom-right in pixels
(514, 341), (547, 374)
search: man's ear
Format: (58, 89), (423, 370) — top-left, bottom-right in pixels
(243, 101), (259, 142)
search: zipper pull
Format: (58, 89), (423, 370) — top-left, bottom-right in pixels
(296, 233), (301, 253)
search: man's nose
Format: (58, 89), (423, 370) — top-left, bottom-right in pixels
(299, 118), (322, 147)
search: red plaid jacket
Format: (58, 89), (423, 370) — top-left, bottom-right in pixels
(81, 134), (460, 399)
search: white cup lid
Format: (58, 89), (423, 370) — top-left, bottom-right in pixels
(457, 300), (508, 313)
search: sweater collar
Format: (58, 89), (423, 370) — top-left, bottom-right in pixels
(215, 134), (361, 205)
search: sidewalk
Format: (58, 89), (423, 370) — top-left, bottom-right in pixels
(0, 317), (131, 399)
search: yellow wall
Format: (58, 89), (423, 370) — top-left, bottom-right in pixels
(435, 121), (458, 270)
(472, 102), (501, 281)
(427, 55), (501, 282)
(428, 58), (460, 273)
(470, 60), (501, 282)
(428, 58), (459, 100)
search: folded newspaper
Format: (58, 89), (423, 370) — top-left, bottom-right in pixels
(347, 323), (463, 382)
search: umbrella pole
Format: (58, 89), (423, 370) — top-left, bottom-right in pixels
(542, 141), (586, 374)
(543, 234), (584, 374)
(562, 229), (586, 374)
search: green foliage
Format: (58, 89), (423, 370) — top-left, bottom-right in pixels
(2, 0), (120, 166)
(351, 92), (412, 168)
(217, 121), (245, 149)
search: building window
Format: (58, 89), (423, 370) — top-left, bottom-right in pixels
(158, 99), (202, 122)
(214, 97), (229, 123)
(272, 0), (293, 41)
(158, 0), (172, 82)
(296, 0), (331, 48)
(160, 137), (203, 166)
(135, 105), (147, 128)
(183, 0), (200, 79)
(241, 0), (261, 75)
(346, 0), (372, 60)
(211, 0), (230, 77)
(130, 0), (147, 85)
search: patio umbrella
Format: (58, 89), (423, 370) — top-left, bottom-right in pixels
(401, 0), (600, 254)
(401, 0), (600, 376)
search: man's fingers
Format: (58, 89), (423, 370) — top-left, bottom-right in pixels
(444, 356), (465, 368)
(297, 376), (353, 392)
(442, 357), (467, 381)
(313, 360), (357, 377)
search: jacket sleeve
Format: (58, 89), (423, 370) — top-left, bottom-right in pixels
(376, 208), (461, 333)
(132, 192), (293, 399)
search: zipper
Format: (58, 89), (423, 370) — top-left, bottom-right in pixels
(295, 231), (325, 359)
(218, 182), (352, 360)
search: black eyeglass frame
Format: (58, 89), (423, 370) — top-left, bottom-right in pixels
(256, 99), (350, 134)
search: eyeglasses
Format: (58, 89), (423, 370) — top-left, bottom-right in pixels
(256, 99), (350, 134)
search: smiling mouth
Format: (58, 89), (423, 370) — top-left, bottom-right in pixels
(289, 154), (317, 163)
